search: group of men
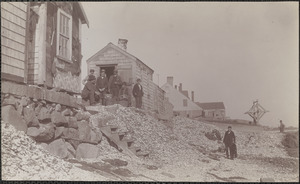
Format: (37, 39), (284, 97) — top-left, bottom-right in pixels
(81, 69), (144, 108)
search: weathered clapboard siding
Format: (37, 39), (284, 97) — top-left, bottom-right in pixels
(1, 2), (28, 82)
(87, 42), (173, 113)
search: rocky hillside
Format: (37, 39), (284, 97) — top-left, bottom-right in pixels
(1, 99), (299, 181)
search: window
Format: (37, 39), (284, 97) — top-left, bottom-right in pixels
(183, 99), (187, 107)
(57, 8), (72, 61)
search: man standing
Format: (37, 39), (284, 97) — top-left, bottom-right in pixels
(81, 75), (97, 105)
(132, 78), (144, 109)
(108, 69), (122, 101)
(223, 126), (236, 160)
(96, 69), (108, 105)
(82, 69), (95, 85)
(279, 120), (285, 133)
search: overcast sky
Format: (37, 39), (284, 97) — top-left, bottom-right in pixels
(80, 2), (298, 127)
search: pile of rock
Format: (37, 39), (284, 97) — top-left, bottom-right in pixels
(1, 121), (74, 180)
(89, 105), (225, 167)
(1, 94), (102, 160)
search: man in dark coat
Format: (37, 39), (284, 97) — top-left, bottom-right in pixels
(108, 69), (122, 101)
(96, 69), (108, 105)
(81, 75), (97, 105)
(223, 126), (236, 159)
(82, 69), (95, 85)
(132, 78), (144, 108)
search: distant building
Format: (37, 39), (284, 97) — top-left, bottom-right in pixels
(86, 39), (173, 117)
(161, 77), (202, 118)
(196, 102), (226, 120)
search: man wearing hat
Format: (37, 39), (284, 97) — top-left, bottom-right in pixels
(81, 75), (97, 105)
(223, 126), (236, 159)
(132, 78), (144, 108)
(108, 69), (122, 101)
(82, 69), (95, 85)
(96, 69), (108, 105)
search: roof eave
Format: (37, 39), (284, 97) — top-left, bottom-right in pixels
(77, 2), (89, 28)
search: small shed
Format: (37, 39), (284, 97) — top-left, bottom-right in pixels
(196, 102), (226, 120)
(86, 39), (171, 113)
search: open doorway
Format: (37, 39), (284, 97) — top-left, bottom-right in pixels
(98, 65), (117, 80)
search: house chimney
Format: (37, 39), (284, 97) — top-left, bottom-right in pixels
(179, 83), (182, 91)
(118, 39), (128, 51)
(167, 76), (173, 87)
(191, 91), (194, 102)
(175, 85), (177, 90)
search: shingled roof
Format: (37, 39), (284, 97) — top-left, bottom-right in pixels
(196, 102), (225, 110)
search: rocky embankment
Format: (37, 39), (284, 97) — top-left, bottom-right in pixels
(1, 93), (299, 181)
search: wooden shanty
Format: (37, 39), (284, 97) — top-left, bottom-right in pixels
(1, 2), (89, 94)
(86, 39), (173, 115)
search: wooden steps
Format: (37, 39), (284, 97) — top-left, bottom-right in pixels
(99, 124), (149, 158)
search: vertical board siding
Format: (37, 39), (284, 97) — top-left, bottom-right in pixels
(1, 2), (27, 81)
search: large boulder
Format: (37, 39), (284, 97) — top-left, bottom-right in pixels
(63, 128), (80, 149)
(35, 123), (55, 142)
(90, 129), (102, 143)
(65, 142), (76, 159)
(62, 108), (72, 116)
(75, 111), (91, 121)
(23, 105), (40, 127)
(54, 127), (65, 139)
(46, 139), (69, 159)
(38, 107), (51, 123)
(51, 111), (68, 127)
(1, 105), (27, 132)
(2, 94), (17, 107)
(18, 96), (30, 107)
(27, 127), (41, 137)
(68, 117), (78, 129)
(77, 120), (91, 141)
(76, 143), (100, 159)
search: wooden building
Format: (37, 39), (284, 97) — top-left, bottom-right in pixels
(161, 77), (202, 118)
(86, 39), (173, 115)
(1, 2), (29, 83)
(1, 2), (89, 94)
(196, 102), (226, 120)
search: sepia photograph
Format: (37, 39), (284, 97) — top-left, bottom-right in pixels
(1, 1), (299, 182)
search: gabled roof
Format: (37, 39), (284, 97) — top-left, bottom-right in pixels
(86, 42), (154, 73)
(161, 83), (202, 111)
(196, 102), (225, 110)
(74, 2), (89, 27)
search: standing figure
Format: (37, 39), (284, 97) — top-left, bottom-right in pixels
(96, 69), (108, 105)
(82, 69), (95, 85)
(108, 69), (122, 101)
(223, 126), (236, 160)
(81, 75), (97, 105)
(132, 78), (144, 109)
(279, 120), (285, 133)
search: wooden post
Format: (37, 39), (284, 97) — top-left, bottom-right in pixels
(24, 2), (30, 84)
